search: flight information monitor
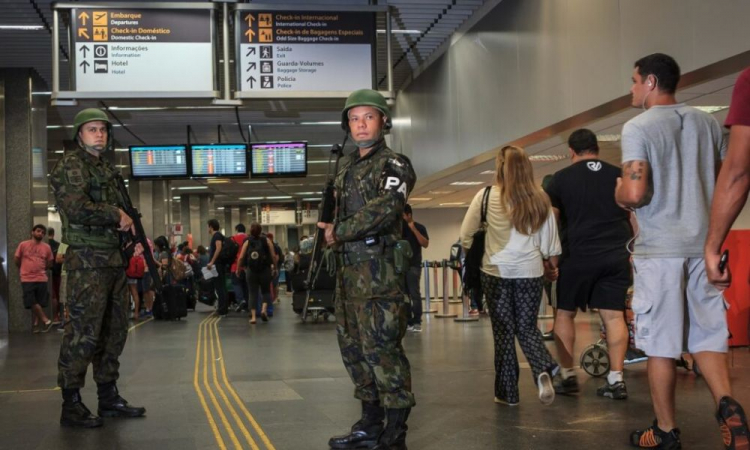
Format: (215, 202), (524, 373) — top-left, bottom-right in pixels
(190, 143), (248, 178)
(129, 145), (189, 179)
(250, 141), (307, 178)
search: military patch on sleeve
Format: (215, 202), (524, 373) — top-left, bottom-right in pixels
(380, 171), (409, 199)
(66, 168), (85, 186)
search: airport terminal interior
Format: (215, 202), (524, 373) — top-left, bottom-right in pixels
(1, 0), (750, 449)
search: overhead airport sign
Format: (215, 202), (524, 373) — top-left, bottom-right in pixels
(235, 9), (375, 96)
(71, 7), (216, 96)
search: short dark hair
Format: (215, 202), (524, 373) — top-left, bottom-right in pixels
(235, 223), (246, 233)
(47, 227), (55, 236)
(404, 204), (413, 215)
(155, 235), (169, 251)
(634, 53), (680, 94)
(207, 219), (220, 231)
(250, 222), (262, 238)
(32, 224), (47, 233)
(567, 129), (599, 155)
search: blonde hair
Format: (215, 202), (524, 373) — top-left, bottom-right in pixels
(494, 145), (550, 235)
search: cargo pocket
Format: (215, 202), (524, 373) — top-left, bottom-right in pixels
(631, 262), (653, 341)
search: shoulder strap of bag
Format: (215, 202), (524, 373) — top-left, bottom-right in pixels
(480, 186), (491, 225)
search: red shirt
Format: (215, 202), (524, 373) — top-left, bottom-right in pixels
(725, 67), (750, 128)
(230, 233), (247, 272)
(15, 240), (53, 282)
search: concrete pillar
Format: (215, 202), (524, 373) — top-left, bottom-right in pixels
(0, 69), (48, 333)
(223, 206), (232, 235)
(189, 195), (202, 247)
(180, 194), (191, 236)
(152, 181), (168, 239)
(139, 181), (154, 240)
(199, 195), (214, 246)
(231, 207), (241, 231)
(238, 206), (248, 224)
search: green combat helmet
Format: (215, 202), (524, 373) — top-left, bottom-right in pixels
(340, 89), (392, 131)
(71, 108), (114, 150)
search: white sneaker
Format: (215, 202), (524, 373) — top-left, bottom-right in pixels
(494, 397), (519, 406)
(412, 324), (422, 332)
(406, 325), (415, 332)
(537, 372), (555, 405)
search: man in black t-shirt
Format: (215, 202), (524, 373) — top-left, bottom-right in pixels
(402, 204), (429, 332)
(544, 129), (633, 400)
(207, 219), (228, 316)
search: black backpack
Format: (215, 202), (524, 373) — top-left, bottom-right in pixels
(217, 236), (239, 265)
(244, 236), (270, 272)
(463, 187), (491, 294)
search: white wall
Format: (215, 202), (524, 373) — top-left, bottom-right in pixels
(393, 0), (750, 180)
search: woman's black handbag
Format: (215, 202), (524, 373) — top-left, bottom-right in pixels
(463, 186), (491, 293)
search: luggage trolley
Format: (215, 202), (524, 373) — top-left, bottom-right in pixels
(579, 287), (700, 377)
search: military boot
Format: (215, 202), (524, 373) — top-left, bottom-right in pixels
(372, 408), (410, 450)
(97, 382), (146, 418)
(60, 389), (103, 428)
(329, 401), (385, 449)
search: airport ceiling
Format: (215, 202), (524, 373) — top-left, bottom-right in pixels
(0, 0), (739, 211)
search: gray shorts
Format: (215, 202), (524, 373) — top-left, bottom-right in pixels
(632, 257), (729, 359)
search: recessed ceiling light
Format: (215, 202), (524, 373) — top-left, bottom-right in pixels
(217, 207), (225, 210)
(0, 25), (45, 31)
(115, 165), (127, 168)
(33, 200), (48, 204)
(296, 192), (317, 195)
(298, 121), (340, 126)
(450, 181), (484, 186)
(302, 198), (322, 201)
(596, 134), (621, 142)
(308, 160), (329, 164)
(694, 106), (729, 114)
(54, 150), (64, 154)
(528, 155), (568, 162)
(409, 197), (432, 201)
(176, 186), (208, 190)
(172, 196), (180, 200)
(377, 29), (421, 35)
(239, 197), (264, 200)
(266, 196), (292, 200)
(115, 148), (128, 152)
(242, 180), (267, 184)
(439, 202), (466, 206)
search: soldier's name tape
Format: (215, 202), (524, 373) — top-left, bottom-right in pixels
(194, 314), (275, 450)
(0, 317), (154, 395)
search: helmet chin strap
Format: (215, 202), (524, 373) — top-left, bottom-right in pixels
(350, 132), (384, 149)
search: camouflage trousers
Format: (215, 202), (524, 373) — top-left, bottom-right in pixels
(335, 274), (415, 409)
(58, 268), (129, 389)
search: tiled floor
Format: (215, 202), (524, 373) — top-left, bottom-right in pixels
(0, 294), (748, 449)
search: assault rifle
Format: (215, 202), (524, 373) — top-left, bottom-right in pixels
(303, 140), (345, 320)
(114, 175), (163, 293)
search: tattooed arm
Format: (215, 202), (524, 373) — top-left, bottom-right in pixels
(615, 160), (651, 209)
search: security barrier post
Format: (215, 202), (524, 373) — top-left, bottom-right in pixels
(435, 260), (457, 318)
(423, 260), (437, 314)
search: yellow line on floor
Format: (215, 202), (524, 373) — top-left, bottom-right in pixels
(203, 316), (243, 450)
(194, 314), (227, 450)
(127, 316), (154, 332)
(209, 317), (260, 450)
(213, 316), (277, 450)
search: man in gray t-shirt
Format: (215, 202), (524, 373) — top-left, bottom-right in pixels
(616, 53), (747, 450)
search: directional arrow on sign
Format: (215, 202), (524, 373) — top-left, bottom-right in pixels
(246, 62), (257, 72)
(79, 60), (90, 74)
(245, 14), (255, 27)
(79, 45), (90, 57)
(247, 76), (256, 88)
(78, 11), (89, 26)
(245, 29), (255, 43)
(246, 47), (256, 57)
(78, 28), (90, 39)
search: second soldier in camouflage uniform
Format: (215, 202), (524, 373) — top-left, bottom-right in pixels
(320, 90), (416, 450)
(50, 108), (145, 428)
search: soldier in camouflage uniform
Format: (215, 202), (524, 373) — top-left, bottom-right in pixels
(319, 90), (417, 450)
(50, 108), (146, 428)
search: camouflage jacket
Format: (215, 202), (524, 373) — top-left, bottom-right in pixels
(49, 148), (126, 270)
(333, 140), (416, 299)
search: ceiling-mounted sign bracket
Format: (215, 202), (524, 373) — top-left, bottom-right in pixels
(51, 2), (221, 103)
